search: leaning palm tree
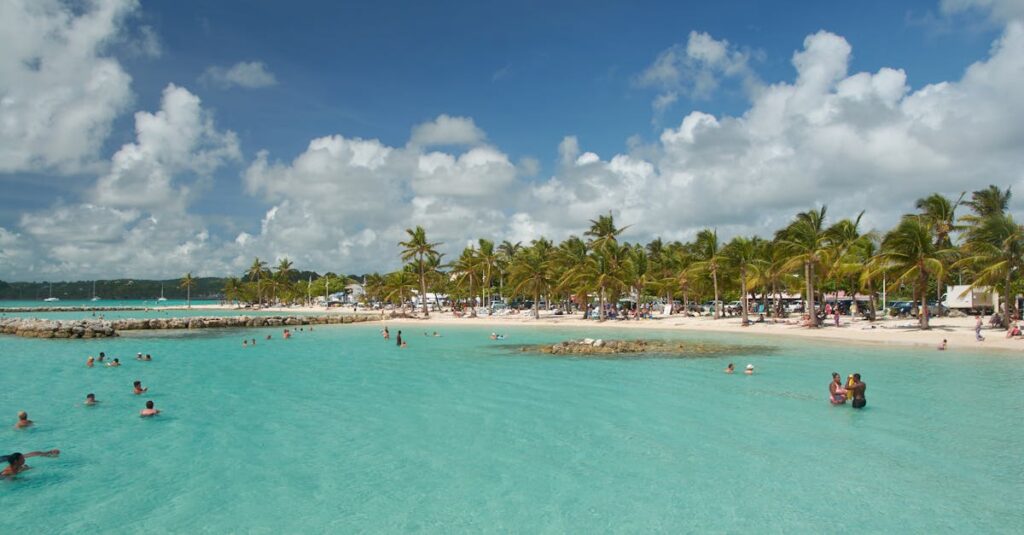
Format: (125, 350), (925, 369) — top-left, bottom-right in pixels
(776, 207), (829, 326)
(690, 229), (725, 319)
(247, 257), (268, 306)
(879, 216), (945, 329)
(954, 212), (1024, 328)
(723, 236), (762, 325)
(584, 212), (627, 250)
(476, 239), (498, 308)
(450, 246), (481, 317)
(399, 226), (441, 317)
(384, 269), (419, 313)
(496, 240), (522, 300)
(179, 272), (195, 308)
(963, 185), (1011, 222)
(553, 236), (590, 312)
(508, 244), (555, 319)
(916, 192), (964, 299)
(223, 276), (242, 306)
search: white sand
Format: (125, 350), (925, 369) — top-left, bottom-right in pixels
(211, 304), (1023, 354)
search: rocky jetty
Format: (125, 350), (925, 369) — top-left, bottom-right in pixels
(529, 338), (772, 358)
(0, 314), (380, 339)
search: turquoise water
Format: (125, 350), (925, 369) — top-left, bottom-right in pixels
(0, 299), (217, 308)
(2, 324), (1022, 533)
(0, 300), (326, 320)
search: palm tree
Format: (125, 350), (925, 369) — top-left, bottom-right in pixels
(776, 207), (829, 326)
(400, 226), (441, 317)
(724, 236), (761, 325)
(247, 257), (268, 306)
(451, 246), (481, 316)
(384, 269), (418, 313)
(955, 213), (1024, 328)
(690, 229), (724, 319)
(916, 192), (964, 300)
(963, 185), (1011, 221)
(508, 244), (555, 319)
(571, 242), (631, 321)
(496, 240), (522, 301)
(880, 216), (945, 329)
(271, 258), (295, 304)
(476, 239), (498, 308)
(553, 236), (590, 313)
(584, 212), (627, 250)
(179, 272), (195, 308)
(223, 276), (242, 306)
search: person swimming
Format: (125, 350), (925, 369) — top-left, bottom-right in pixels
(85, 393), (98, 405)
(829, 372), (847, 404)
(136, 352), (144, 360)
(725, 363), (734, 374)
(106, 358), (121, 367)
(744, 364), (754, 375)
(1, 450), (60, 478)
(15, 411), (33, 428)
(98, 352), (106, 363)
(243, 339), (248, 347)
(140, 400), (160, 417)
(133, 381), (148, 395)
(848, 373), (867, 409)
(86, 356), (95, 367)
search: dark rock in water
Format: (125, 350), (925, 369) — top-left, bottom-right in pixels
(525, 338), (772, 358)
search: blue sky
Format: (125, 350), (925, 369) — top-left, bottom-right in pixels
(1, 0), (1022, 280)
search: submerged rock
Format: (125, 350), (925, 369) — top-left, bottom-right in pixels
(526, 338), (772, 358)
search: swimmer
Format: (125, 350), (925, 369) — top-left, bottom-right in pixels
(1, 450), (61, 478)
(140, 400), (160, 417)
(86, 356), (95, 368)
(433, 331), (440, 337)
(744, 364), (754, 375)
(382, 326), (390, 340)
(490, 332), (497, 340)
(243, 339), (248, 347)
(266, 335), (272, 340)
(401, 340), (408, 348)
(938, 339), (947, 351)
(98, 352), (106, 363)
(251, 338), (256, 345)
(133, 381), (148, 395)
(106, 358), (120, 367)
(85, 393), (98, 405)
(144, 353), (152, 361)
(848, 373), (867, 409)
(829, 372), (847, 404)
(136, 352), (144, 360)
(15, 411), (33, 428)
(725, 363), (734, 374)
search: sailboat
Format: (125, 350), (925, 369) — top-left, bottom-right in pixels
(157, 283), (168, 302)
(90, 280), (101, 301)
(44, 282), (60, 302)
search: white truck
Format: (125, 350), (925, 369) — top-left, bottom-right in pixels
(942, 285), (998, 314)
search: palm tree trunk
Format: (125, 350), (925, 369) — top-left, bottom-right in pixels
(534, 288), (540, 320)
(919, 268), (930, 329)
(740, 268), (749, 325)
(712, 270), (720, 319)
(187, 286), (191, 308)
(599, 287), (606, 321)
(806, 262), (817, 327)
(1003, 272), (1012, 329)
(419, 261), (429, 317)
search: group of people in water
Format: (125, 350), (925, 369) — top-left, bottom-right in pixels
(725, 363), (868, 409)
(4, 349), (164, 479)
(829, 372), (868, 408)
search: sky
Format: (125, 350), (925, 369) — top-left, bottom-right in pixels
(1, 0), (1023, 281)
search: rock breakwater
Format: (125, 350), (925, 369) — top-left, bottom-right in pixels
(0, 314), (380, 339)
(527, 338), (773, 358)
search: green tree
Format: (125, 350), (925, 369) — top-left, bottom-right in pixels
(955, 212), (1024, 328)
(880, 216), (945, 329)
(400, 226), (441, 317)
(723, 236), (762, 325)
(179, 272), (195, 308)
(247, 257), (268, 306)
(508, 244), (555, 319)
(690, 229), (725, 319)
(776, 207), (830, 326)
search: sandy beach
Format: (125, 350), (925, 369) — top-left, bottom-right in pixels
(231, 304), (1024, 354)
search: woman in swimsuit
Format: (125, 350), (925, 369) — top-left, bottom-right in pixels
(829, 373), (847, 404)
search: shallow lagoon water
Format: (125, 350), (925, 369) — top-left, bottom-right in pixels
(2, 323), (1022, 533)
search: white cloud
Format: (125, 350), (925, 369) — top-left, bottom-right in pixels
(93, 84), (241, 210)
(636, 30), (759, 106)
(0, 0), (136, 173)
(200, 61), (278, 89)
(941, 0), (1024, 22)
(409, 114), (486, 147)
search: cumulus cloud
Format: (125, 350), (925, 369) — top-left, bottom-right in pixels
(636, 31), (759, 108)
(200, 61), (278, 89)
(0, 0), (136, 174)
(941, 0), (1024, 22)
(5, 7), (1024, 280)
(409, 114), (486, 147)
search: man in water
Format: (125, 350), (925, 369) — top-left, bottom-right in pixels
(86, 356), (95, 367)
(15, 411), (33, 428)
(133, 381), (148, 395)
(848, 373), (867, 409)
(85, 393), (98, 405)
(106, 358), (121, 367)
(396, 330), (403, 347)
(140, 400), (160, 417)
(725, 363), (734, 374)
(98, 352), (106, 363)
(1, 450), (60, 478)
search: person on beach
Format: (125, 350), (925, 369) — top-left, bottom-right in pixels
(834, 308), (840, 327)
(745, 364), (754, 375)
(85, 393), (98, 405)
(848, 374), (867, 409)
(140, 400), (160, 417)
(15, 411), (33, 428)
(829, 373), (847, 404)
(1, 450), (60, 478)
(133, 381), (148, 395)
(106, 358), (120, 367)
(725, 363), (734, 374)
(938, 339), (948, 350)
(86, 356), (95, 367)
(976, 315), (985, 341)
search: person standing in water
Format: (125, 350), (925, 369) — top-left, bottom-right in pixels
(725, 363), (734, 374)
(140, 400), (160, 417)
(848, 373), (867, 409)
(85, 393), (98, 405)
(15, 411), (33, 428)
(829, 373), (847, 404)
(396, 330), (403, 347)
